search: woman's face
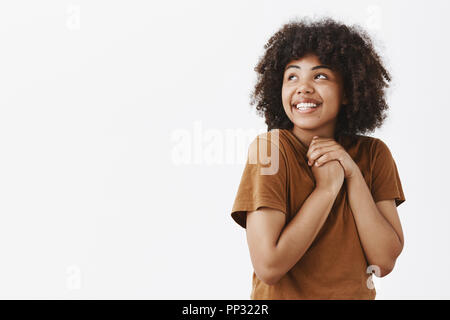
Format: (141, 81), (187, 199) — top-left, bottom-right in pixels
(281, 53), (347, 137)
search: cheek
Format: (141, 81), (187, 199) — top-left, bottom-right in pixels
(281, 87), (291, 104)
(319, 86), (341, 102)
(282, 81), (296, 93)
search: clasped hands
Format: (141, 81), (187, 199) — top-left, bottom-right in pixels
(306, 135), (359, 180)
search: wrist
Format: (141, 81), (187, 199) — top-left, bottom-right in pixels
(346, 166), (363, 182)
(314, 185), (341, 198)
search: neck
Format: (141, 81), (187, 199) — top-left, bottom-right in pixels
(290, 125), (335, 148)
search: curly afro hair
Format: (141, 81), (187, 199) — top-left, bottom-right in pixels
(250, 16), (392, 146)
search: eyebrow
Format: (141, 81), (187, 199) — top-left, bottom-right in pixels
(284, 64), (332, 71)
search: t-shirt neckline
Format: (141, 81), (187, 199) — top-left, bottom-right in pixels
(281, 128), (309, 153)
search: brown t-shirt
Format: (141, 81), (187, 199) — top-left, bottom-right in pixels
(230, 128), (405, 300)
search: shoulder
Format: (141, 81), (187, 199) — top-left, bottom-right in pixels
(344, 134), (384, 152)
(248, 129), (288, 165)
(340, 135), (392, 166)
(249, 129), (288, 154)
(352, 135), (397, 166)
(361, 136), (393, 156)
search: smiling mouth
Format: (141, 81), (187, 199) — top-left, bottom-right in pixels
(292, 102), (322, 112)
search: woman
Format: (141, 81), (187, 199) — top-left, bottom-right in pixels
(230, 17), (405, 300)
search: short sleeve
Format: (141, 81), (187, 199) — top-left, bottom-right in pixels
(230, 132), (288, 229)
(370, 138), (406, 207)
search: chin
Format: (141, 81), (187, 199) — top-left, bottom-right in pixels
(291, 118), (321, 130)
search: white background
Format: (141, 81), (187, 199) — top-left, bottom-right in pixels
(0, 0), (448, 299)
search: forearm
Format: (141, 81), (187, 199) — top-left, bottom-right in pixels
(346, 169), (403, 276)
(268, 187), (338, 281)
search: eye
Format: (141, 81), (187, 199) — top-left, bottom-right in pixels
(287, 73), (328, 81)
(315, 73), (328, 80)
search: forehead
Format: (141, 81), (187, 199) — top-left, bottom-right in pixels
(284, 54), (336, 74)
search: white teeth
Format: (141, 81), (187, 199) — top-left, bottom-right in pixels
(296, 102), (318, 109)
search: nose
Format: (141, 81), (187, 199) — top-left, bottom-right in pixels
(296, 82), (314, 94)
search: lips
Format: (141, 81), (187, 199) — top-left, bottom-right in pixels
(292, 103), (321, 114)
(291, 98), (322, 106)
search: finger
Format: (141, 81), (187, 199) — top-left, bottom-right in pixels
(311, 137), (334, 143)
(308, 145), (341, 166)
(309, 147), (339, 166)
(308, 139), (337, 154)
(307, 140), (334, 159)
(314, 150), (339, 167)
(307, 139), (339, 161)
(309, 142), (337, 157)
